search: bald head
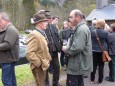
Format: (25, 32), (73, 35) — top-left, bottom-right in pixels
(0, 12), (10, 29)
(92, 20), (97, 27)
(0, 12), (10, 21)
(70, 9), (84, 18)
(69, 9), (84, 26)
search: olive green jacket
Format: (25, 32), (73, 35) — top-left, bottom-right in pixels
(66, 20), (93, 75)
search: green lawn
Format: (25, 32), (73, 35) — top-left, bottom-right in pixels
(0, 64), (34, 86)
(19, 31), (29, 36)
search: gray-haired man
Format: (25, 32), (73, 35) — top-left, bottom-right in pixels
(0, 12), (19, 86)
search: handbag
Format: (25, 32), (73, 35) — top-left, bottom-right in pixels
(102, 51), (111, 62)
(94, 30), (111, 62)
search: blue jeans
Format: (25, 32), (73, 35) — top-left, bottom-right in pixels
(1, 62), (17, 86)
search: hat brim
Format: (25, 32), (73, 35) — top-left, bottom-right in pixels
(31, 19), (48, 24)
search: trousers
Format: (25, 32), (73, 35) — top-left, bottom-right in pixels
(109, 55), (115, 81)
(45, 52), (60, 86)
(32, 67), (46, 86)
(66, 74), (84, 86)
(90, 52), (104, 83)
(1, 62), (17, 86)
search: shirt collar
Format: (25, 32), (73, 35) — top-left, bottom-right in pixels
(35, 27), (45, 36)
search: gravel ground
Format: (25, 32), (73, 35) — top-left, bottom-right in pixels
(23, 63), (115, 86)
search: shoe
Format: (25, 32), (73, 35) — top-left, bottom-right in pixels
(83, 75), (88, 78)
(90, 81), (94, 84)
(62, 66), (66, 71)
(48, 69), (54, 74)
(105, 77), (114, 82)
(105, 76), (110, 79)
(53, 83), (61, 86)
(98, 83), (102, 86)
(45, 82), (50, 86)
(45, 83), (50, 86)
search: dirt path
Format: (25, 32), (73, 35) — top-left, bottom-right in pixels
(23, 63), (115, 86)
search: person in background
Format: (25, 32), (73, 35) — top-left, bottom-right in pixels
(90, 19), (109, 84)
(52, 16), (59, 29)
(105, 23), (115, 82)
(89, 19), (97, 31)
(67, 19), (75, 30)
(63, 9), (93, 86)
(104, 23), (111, 32)
(60, 20), (73, 69)
(26, 12), (51, 86)
(0, 12), (19, 86)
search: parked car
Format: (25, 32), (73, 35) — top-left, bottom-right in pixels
(16, 45), (29, 65)
(19, 34), (27, 45)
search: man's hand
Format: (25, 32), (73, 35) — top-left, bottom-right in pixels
(62, 46), (69, 53)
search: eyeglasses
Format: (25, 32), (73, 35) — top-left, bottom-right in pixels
(68, 16), (75, 19)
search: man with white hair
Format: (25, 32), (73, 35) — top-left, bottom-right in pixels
(63, 9), (93, 86)
(89, 19), (97, 31)
(26, 12), (51, 86)
(0, 12), (19, 86)
(92, 20), (97, 27)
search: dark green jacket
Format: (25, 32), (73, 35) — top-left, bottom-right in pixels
(0, 23), (19, 64)
(66, 20), (93, 75)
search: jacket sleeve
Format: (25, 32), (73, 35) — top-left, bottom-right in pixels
(0, 27), (18, 50)
(26, 33), (41, 67)
(67, 29), (87, 55)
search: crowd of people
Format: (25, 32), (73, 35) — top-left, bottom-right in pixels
(0, 8), (115, 86)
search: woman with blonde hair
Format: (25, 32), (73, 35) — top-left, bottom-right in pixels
(90, 19), (109, 84)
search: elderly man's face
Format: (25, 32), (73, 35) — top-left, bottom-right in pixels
(37, 21), (48, 30)
(69, 11), (78, 26)
(0, 15), (7, 30)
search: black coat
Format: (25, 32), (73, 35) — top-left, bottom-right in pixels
(91, 29), (109, 52)
(60, 29), (73, 40)
(45, 24), (62, 53)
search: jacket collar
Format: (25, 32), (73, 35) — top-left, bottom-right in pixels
(73, 20), (86, 34)
(75, 20), (86, 29)
(35, 27), (46, 36)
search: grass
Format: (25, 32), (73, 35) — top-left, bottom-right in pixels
(0, 64), (34, 86)
(19, 31), (26, 34)
(19, 31), (29, 36)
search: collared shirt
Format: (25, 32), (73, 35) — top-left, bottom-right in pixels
(35, 27), (49, 43)
(35, 27), (45, 36)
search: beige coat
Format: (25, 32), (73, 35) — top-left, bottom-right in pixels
(26, 30), (51, 70)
